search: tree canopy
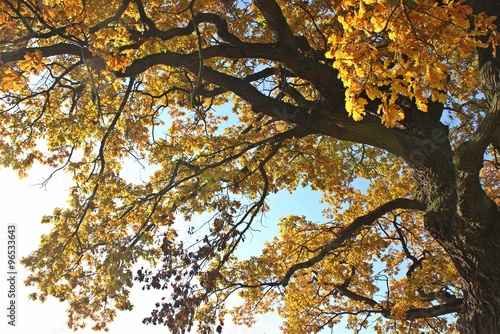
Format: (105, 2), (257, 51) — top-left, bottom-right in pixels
(1, 0), (499, 333)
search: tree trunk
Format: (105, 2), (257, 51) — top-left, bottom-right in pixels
(416, 0), (500, 329)
(443, 211), (500, 334)
(456, 253), (500, 333)
(412, 106), (500, 334)
(415, 170), (500, 333)
(434, 202), (500, 333)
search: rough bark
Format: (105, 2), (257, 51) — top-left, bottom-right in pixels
(442, 2), (500, 332)
(415, 139), (500, 334)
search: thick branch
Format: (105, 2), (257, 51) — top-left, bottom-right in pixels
(118, 50), (310, 124)
(199, 67), (278, 98)
(128, 11), (244, 47)
(279, 198), (426, 287)
(336, 278), (462, 320)
(406, 298), (463, 321)
(1, 42), (423, 162)
(455, 63), (500, 172)
(253, 0), (297, 48)
(335, 285), (380, 309)
(89, 0), (131, 33)
(198, 66), (309, 124)
(116, 44), (421, 159)
(0, 43), (84, 63)
(452, 0), (500, 220)
(312, 112), (419, 160)
(453, 62), (500, 221)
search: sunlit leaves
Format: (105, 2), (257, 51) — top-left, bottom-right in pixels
(0, 67), (24, 92)
(326, 0), (498, 126)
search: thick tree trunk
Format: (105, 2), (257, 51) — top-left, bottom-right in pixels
(445, 213), (500, 334)
(434, 204), (500, 333)
(413, 114), (500, 333)
(452, 157), (500, 333)
(417, 0), (500, 328)
(456, 254), (500, 333)
(418, 176), (500, 334)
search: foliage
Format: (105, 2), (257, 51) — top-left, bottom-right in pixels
(0, 0), (499, 333)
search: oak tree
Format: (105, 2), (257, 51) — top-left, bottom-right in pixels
(1, 0), (499, 333)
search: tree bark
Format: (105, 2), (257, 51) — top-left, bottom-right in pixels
(410, 143), (500, 333)
(401, 2), (500, 332)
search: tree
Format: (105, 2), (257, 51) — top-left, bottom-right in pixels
(1, 0), (499, 332)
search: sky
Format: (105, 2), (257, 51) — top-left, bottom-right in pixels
(1, 160), (365, 334)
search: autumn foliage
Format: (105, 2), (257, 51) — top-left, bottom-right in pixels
(1, 0), (499, 333)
